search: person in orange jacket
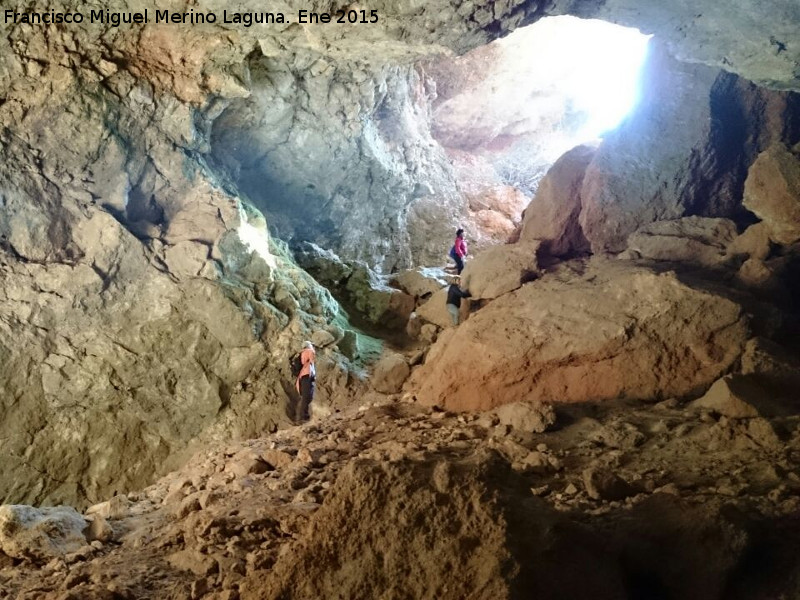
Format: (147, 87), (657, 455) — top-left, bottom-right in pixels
(295, 341), (316, 422)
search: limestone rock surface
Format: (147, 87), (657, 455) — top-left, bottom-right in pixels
(727, 223), (773, 261)
(410, 260), (748, 411)
(390, 268), (449, 300)
(1, 397), (798, 599)
(494, 401), (556, 434)
(690, 375), (782, 419)
(461, 241), (541, 300)
(743, 144), (800, 245)
(372, 353), (412, 394)
(519, 144), (596, 256)
(295, 245), (415, 329)
(416, 288), (468, 329)
(0, 505), (86, 562)
(311, 330), (336, 348)
(345, 267), (416, 329)
(578, 43), (800, 253)
(624, 217), (738, 267)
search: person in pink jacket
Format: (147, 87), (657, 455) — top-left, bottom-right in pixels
(452, 228), (468, 274)
(295, 341), (316, 421)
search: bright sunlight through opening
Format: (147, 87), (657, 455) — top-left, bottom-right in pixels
(529, 17), (653, 140)
(237, 208), (277, 269)
(431, 16), (652, 199)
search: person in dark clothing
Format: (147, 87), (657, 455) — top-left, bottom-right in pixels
(445, 276), (471, 326)
(294, 341), (316, 421)
(451, 228), (468, 275)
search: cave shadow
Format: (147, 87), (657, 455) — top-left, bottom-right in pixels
(280, 378), (303, 424)
(622, 257), (800, 350)
(478, 449), (800, 600)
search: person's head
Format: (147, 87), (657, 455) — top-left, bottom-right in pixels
(456, 228), (464, 238)
(303, 341), (314, 350)
(451, 276), (461, 286)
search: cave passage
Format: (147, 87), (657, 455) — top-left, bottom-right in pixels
(209, 16), (651, 270)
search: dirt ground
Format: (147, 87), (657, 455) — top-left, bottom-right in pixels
(3, 394), (800, 600)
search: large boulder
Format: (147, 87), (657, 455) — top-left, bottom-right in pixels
(293, 242), (353, 286)
(461, 241), (541, 300)
(409, 260), (748, 411)
(582, 468), (637, 502)
(416, 288), (469, 329)
(0, 29), (364, 509)
(519, 144), (596, 257)
(311, 329), (337, 348)
(372, 353), (411, 394)
(743, 144), (800, 245)
(735, 258), (776, 288)
(690, 374), (786, 419)
(0, 505), (87, 562)
(623, 217), (738, 267)
(293, 244), (415, 329)
(494, 401), (556, 434)
(733, 250), (800, 297)
(338, 329), (361, 361)
(445, 151), (529, 249)
(390, 268), (449, 300)
(345, 266), (416, 329)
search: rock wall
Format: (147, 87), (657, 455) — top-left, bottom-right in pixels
(519, 144), (596, 256)
(548, 0), (800, 92)
(524, 42), (800, 255)
(211, 25), (798, 269)
(0, 4), (364, 506)
(210, 55), (464, 271)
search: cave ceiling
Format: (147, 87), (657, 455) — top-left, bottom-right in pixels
(1, 0), (798, 95)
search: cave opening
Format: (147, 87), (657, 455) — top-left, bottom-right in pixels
(428, 16), (652, 197)
(208, 16), (651, 271)
(4, 1), (800, 594)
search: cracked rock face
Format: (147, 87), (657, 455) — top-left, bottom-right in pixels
(210, 56), (463, 270)
(743, 143), (800, 245)
(0, 1), (364, 506)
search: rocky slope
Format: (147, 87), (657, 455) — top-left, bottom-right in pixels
(2, 395), (800, 599)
